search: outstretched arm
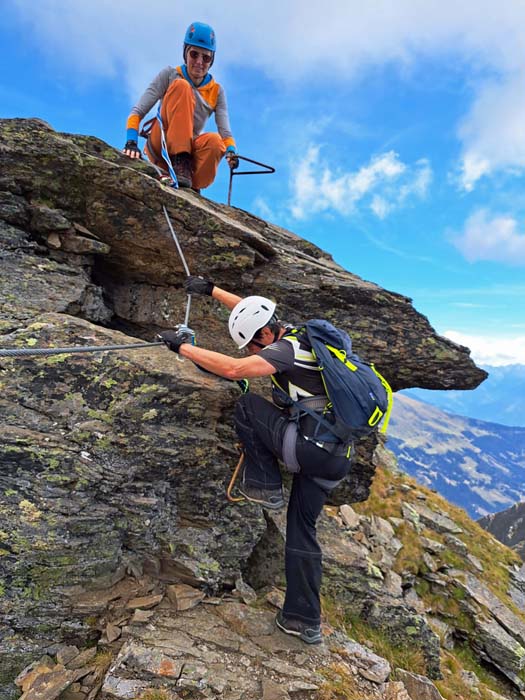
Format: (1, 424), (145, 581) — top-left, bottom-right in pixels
(184, 275), (242, 310)
(179, 343), (274, 380)
(211, 285), (242, 310)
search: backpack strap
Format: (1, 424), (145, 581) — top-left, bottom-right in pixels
(271, 329), (353, 443)
(324, 343), (393, 435)
(294, 399), (354, 442)
(270, 376), (352, 443)
(370, 364), (393, 433)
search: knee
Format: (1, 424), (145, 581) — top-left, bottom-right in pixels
(201, 132), (226, 154)
(210, 132), (224, 146)
(164, 79), (193, 108)
(235, 393), (269, 433)
(172, 79), (192, 95)
(235, 393), (255, 425)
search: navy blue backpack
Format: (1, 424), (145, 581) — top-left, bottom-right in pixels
(284, 320), (393, 442)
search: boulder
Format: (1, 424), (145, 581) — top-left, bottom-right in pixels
(396, 669), (445, 699)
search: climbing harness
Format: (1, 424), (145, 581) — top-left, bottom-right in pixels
(226, 446), (246, 503)
(227, 155), (275, 207)
(162, 205), (191, 328)
(0, 341), (162, 358)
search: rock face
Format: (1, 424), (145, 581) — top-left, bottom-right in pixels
(0, 118), (493, 699)
(0, 119), (485, 389)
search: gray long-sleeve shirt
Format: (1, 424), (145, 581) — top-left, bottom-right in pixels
(127, 65), (235, 146)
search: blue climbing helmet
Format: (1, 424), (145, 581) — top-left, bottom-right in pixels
(183, 22), (216, 64)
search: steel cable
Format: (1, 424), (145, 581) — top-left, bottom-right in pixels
(0, 341), (163, 358)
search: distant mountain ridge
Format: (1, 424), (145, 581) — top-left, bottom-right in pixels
(404, 363), (525, 427)
(387, 394), (525, 518)
(479, 502), (525, 560)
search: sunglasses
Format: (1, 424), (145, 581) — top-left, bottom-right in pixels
(188, 49), (213, 64)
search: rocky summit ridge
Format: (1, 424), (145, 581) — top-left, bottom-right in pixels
(0, 118), (519, 700)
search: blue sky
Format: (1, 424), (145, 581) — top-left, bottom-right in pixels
(2, 1), (525, 366)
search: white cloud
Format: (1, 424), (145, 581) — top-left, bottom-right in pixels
(252, 196), (274, 221)
(451, 209), (525, 265)
(10, 1), (525, 82)
(444, 330), (525, 366)
(371, 196), (389, 219)
(289, 147), (430, 220)
(457, 72), (525, 190)
(7, 0), (525, 188)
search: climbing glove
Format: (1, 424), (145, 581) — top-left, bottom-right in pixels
(237, 378), (250, 394)
(123, 140), (141, 159)
(184, 275), (214, 296)
(159, 325), (195, 354)
(226, 152), (239, 170)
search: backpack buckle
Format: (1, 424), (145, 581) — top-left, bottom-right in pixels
(368, 406), (384, 427)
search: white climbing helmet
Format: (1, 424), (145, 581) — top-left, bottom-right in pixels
(228, 296), (277, 349)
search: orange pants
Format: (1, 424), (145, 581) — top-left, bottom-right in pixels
(146, 79), (226, 189)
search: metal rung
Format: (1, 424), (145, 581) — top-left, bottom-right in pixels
(227, 155), (275, 206)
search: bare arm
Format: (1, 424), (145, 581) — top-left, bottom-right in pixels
(179, 343), (276, 380)
(211, 285), (243, 311)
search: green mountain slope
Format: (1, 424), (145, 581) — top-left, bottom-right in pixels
(387, 394), (525, 518)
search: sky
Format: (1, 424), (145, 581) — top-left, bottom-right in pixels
(1, 0), (524, 366)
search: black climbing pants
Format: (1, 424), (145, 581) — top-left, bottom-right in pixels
(234, 393), (352, 625)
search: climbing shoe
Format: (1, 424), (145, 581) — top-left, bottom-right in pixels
(275, 610), (322, 645)
(237, 483), (285, 510)
(171, 152), (192, 188)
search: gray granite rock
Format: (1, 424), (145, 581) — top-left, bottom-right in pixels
(472, 615), (525, 688)
(411, 504), (463, 535)
(396, 669), (445, 699)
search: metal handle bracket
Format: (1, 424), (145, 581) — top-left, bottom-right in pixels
(227, 155), (275, 206)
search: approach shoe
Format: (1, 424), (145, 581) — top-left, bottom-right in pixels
(171, 152), (192, 188)
(237, 483), (285, 510)
(275, 610), (322, 645)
